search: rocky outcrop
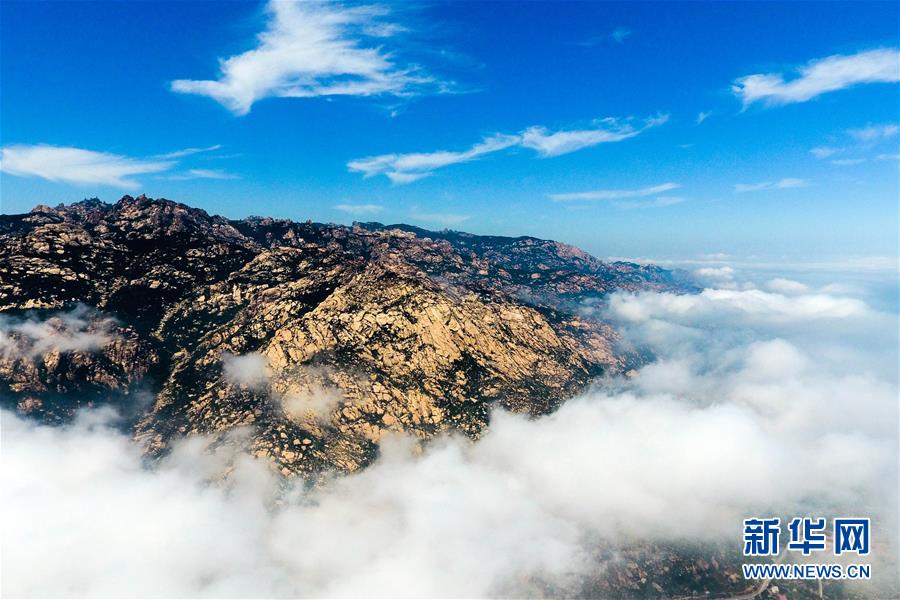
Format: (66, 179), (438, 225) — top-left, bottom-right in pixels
(0, 195), (690, 474)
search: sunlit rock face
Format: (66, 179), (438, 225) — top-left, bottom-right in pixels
(0, 195), (690, 474)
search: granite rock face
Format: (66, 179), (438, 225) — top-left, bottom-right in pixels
(0, 195), (689, 474)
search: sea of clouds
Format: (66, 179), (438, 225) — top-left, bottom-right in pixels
(2, 263), (897, 597)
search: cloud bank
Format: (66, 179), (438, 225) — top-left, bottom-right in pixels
(348, 115), (667, 183)
(171, 1), (441, 115)
(733, 48), (900, 107)
(2, 268), (897, 597)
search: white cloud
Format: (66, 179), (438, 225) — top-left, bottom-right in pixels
(576, 27), (633, 48)
(348, 115), (667, 183)
(520, 115), (667, 158)
(733, 178), (808, 193)
(187, 169), (238, 179)
(696, 111), (711, 125)
(1, 144), (234, 188)
(170, 1), (440, 115)
(221, 353), (269, 390)
(847, 123), (899, 142)
(0, 306), (114, 358)
(810, 123), (898, 163)
(733, 48), (900, 107)
(0, 145), (173, 189)
(348, 134), (519, 183)
(876, 153), (900, 161)
(3, 272), (896, 597)
(166, 168), (240, 181)
(282, 384), (344, 423)
(155, 144), (223, 159)
(334, 203), (384, 216)
(550, 182), (680, 202)
(810, 146), (837, 158)
(608, 287), (870, 324)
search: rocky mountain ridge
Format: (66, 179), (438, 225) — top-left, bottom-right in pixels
(1, 195), (689, 475)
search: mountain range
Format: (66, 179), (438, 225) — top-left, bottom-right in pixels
(0, 194), (692, 476)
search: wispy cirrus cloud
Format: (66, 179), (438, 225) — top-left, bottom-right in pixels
(1, 144), (229, 189)
(334, 203), (384, 216)
(155, 144), (223, 159)
(0, 145), (173, 189)
(186, 168), (238, 180)
(696, 111), (712, 125)
(810, 146), (838, 159)
(170, 1), (443, 115)
(349, 134), (520, 184)
(809, 122), (898, 164)
(348, 114), (668, 183)
(550, 182), (680, 202)
(734, 178), (808, 193)
(577, 26), (632, 47)
(520, 115), (668, 157)
(847, 123), (899, 142)
(733, 48), (900, 107)
(165, 168), (240, 181)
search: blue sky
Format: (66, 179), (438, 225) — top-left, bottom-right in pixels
(1, 1), (898, 260)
